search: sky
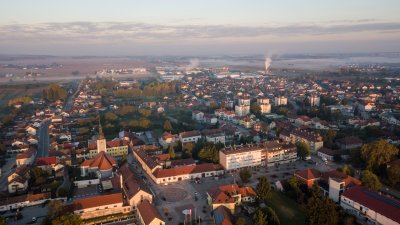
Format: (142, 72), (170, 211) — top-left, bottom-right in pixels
(1, 0), (400, 56)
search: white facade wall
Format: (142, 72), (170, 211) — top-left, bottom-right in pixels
(219, 150), (262, 170)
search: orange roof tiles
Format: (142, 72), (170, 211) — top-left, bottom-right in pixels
(81, 151), (117, 171)
(137, 199), (164, 225)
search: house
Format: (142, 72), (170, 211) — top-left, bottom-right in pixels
(192, 110), (204, 121)
(119, 164), (153, 208)
(25, 126), (37, 136)
(204, 114), (218, 125)
(207, 184), (256, 213)
(202, 129), (226, 144)
(81, 151), (117, 178)
(336, 136), (363, 150)
(7, 165), (30, 194)
(320, 170), (360, 203)
(69, 193), (131, 220)
(179, 130), (202, 144)
(16, 148), (37, 166)
(294, 168), (322, 188)
(36, 156), (57, 171)
(137, 200), (165, 225)
(213, 205), (233, 225)
(317, 147), (339, 161)
(341, 186), (400, 225)
(295, 116), (312, 127)
(158, 132), (178, 149)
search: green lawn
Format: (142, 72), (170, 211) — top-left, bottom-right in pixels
(268, 191), (307, 225)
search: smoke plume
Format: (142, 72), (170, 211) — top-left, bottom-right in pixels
(265, 56), (272, 72)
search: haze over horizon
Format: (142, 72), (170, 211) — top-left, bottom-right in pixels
(1, 0), (400, 56)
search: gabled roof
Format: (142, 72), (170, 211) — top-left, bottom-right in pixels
(321, 170), (361, 187)
(214, 205), (233, 225)
(36, 156), (57, 166)
(81, 151), (117, 171)
(137, 199), (164, 225)
(70, 193), (123, 211)
(294, 168), (322, 181)
(342, 186), (400, 224)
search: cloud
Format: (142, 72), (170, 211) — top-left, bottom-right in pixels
(1, 20), (400, 43)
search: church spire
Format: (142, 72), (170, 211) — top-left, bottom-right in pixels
(98, 119), (104, 140)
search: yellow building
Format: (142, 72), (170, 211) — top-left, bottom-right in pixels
(88, 122), (129, 158)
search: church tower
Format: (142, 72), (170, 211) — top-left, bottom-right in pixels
(97, 120), (107, 153)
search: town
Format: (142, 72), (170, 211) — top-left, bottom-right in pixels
(0, 62), (399, 225)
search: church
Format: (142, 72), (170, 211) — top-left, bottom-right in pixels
(80, 122), (118, 178)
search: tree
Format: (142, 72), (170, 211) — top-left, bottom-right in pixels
(253, 208), (267, 225)
(323, 129), (336, 148)
(42, 83), (67, 102)
(337, 165), (355, 176)
(250, 102), (261, 117)
(138, 108), (151, 117)
(235, 217), (247, 225)
(239, 168), (252, 183)
(0, 216), (6, 225)
(163, 120), (173, 131)
(361, 140), (399, 173)
(168, 145), (176, 159)
(104, 112), (117, 121)
(52, 213), (82, 225)
(387, 165), (400, 188)
(266, 207), (280, 225)
(35, 176), (46, 186)
(307, 184), (339, 225)
(47, 200), (65, 221)
(361, 170), (382, 191)
(256, 176), (271, 203)
(57, 187), (69, 197)
(296, 141), (310, 160)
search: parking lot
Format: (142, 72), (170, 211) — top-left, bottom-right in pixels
(2, 205), (47, 225)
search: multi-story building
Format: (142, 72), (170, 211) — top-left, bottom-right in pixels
(289, 129), (324, 153)
(257, 98), (271, 114)
(274, 96), (288, 106)
(219, 144), (263, 170)
(341, 186), (400, 225)
(308, 95), (320, 106)
(235, 98), (250, 116)
(219, 141), (298, 170)
(263, 140), (297, 167)
(235, 105), (250, 117)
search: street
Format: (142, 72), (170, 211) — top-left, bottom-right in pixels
(3, 205), (47, 225)
(37, 120), (50, 158)
(0, 158), (16, 192)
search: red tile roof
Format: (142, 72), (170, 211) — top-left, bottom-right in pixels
(137, 199), (164, 225)
(81, 151), (117, 171)
(36, 156), (57, 166)
(71, 193), (123, 211)
(294, 168), (322, 181)
(342, 186), (400, 223)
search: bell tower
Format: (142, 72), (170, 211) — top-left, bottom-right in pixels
(97, 120), (107, 153)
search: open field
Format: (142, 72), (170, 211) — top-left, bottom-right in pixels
(268, 191), (307, 225)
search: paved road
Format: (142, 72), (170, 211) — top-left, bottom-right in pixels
(64, 81), (80, 112)
(0, 158), (16, 192)
(37, 120), (50, 158)
(3, 205), (47, 225)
